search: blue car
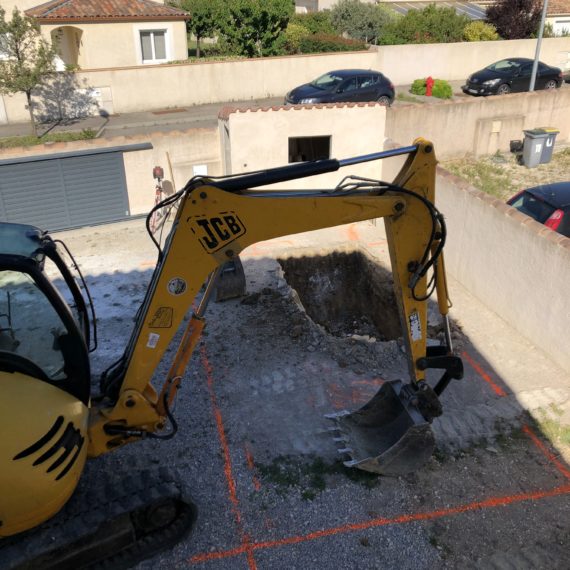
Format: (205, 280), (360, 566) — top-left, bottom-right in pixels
(285, 69), (395, 106)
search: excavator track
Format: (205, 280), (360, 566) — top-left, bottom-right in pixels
(1, 466), (197, 570)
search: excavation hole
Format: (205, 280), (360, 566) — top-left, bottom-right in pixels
(279, 251), (401, 341)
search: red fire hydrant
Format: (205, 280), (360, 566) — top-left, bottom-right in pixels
(426, 76), (434, 97)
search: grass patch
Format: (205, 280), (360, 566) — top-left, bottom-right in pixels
(535, 405), (570, 446)
(444, 155), (516, 199)
(256, 455), (380, 498)
(0, 128), (97, 149)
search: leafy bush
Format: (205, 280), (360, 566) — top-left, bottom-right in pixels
(410, 79), (426, 95)
(290, 12), (335, 35)
(432, 79), (452, 99)
(281, 23), (311, 54)
(409, 78), (453, 99)
(330, 0), (395, 44)
(380, 4), (470, 44)
(463, 21), (499, 41)
(298, 33), (366, 54)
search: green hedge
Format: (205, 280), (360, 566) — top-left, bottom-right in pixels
(410, 78), (453, 99)
(299, 33), (366, 53)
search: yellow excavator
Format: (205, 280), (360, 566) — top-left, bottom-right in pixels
(0, 139), (462, 568)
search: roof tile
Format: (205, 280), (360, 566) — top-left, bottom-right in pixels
(26, 0), (188, 21)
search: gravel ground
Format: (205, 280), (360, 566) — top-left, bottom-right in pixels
(30, 217), (570, 570)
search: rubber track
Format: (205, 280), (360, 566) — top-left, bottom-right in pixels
(0, 465), (197, 570)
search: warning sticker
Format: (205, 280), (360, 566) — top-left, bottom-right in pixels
(409, 312), (422, 342)
(147, 332), (160, 348)
(149, 307), (174, 329)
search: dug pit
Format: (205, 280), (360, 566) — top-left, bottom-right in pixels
(278, 250), (401, 341)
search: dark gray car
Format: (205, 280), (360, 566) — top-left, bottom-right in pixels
(285, 69), (395, 105)
(462, 58), (563, 96)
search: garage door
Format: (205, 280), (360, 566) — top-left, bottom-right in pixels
(0, 146), (148, 231)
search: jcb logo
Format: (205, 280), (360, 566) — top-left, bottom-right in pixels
(188, 212), (246, 252)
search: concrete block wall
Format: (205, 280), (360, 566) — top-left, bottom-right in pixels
(3, 36), (570, 124)
(437, 167), (570, 374)
(386, 88), (570, 159)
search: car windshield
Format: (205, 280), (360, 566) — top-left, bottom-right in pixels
(310, 73), (344, 90)
(509, 192), (556, 223)
(485, 60), (522, 73)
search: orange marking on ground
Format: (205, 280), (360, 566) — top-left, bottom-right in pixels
(366, 240), (387, 247)
(327, 382), (346, 410)
(351, 378), (384, 388)
(522, 424), (570, 480)
(139, 260), (157, 268)
(462, 351), (507, 397)
(346, 224), (359, 241)
(244, 443), (262, 492)
(200, 347), (257, 570)
(189, 484), (570, 564)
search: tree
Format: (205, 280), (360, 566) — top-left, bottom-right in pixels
(0, 7), (56, 136)
(463, 21), (499, 42)
(330, 0), (394, 44)
(486, 0), (542, 40)
(218, 0), (295, 57)
(169, 0), (222, 57)
(379, 4), (470, 45)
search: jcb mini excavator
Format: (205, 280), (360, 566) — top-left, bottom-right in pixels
(0, 139), (463, 568)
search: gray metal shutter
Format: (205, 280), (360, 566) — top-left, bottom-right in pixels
(60, 153), (130, 228)
(0, 152), (130, 230)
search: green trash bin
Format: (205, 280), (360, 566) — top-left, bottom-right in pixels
(538, 127), (559, 164)
(522, 129), (549, 168)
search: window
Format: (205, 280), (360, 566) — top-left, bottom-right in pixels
(0, 33), (11, 61)
(140, 30), (167, 63)
(358, 75), (379, 89)
(288, 136), (331, 163)
(339, 78), (358, 93)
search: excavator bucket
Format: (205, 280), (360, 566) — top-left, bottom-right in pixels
(214, 257), (247, 302)
(326, 380), (435, 476)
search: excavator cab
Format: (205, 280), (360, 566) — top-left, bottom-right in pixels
(0, 223), (92, 536)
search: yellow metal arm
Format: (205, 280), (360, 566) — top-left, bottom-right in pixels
(88, 139), (444, 456)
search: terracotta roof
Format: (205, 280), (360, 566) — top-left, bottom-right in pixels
(549, 1), (570, 15)
(218, 101), (387, 121)
(25, 0), (189, 22)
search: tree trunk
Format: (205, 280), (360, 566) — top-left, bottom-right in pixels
(196, 36), (201, 58)
(26, 91), (37, 138)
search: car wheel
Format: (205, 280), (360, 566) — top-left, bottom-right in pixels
(497, 83), (511, 95)
(377, 95), (391, 106)
(544, 79), (557, 90)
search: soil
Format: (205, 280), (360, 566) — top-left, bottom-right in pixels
(14, 217), (570, 570)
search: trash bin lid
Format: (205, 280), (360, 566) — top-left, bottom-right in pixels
(523, 129), (548, 137)
(538, 127), (560, 134)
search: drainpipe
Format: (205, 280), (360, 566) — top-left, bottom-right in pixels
(530, 0), (549, 92)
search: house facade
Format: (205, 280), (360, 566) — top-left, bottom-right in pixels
(3, 0), (189, 70)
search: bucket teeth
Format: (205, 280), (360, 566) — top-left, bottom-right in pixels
(324, 410), (350, 419)
(337, 447), (353, 455)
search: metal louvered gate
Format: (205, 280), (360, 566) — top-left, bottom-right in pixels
(0, 144), (151, 231)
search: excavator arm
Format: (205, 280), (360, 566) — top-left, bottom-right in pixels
(88, 139), (462, 464)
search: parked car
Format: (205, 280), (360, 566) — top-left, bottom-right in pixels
(507, 182), (570, 237)
(284, 69), (395, 106)
(462, 58), (563, 96)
